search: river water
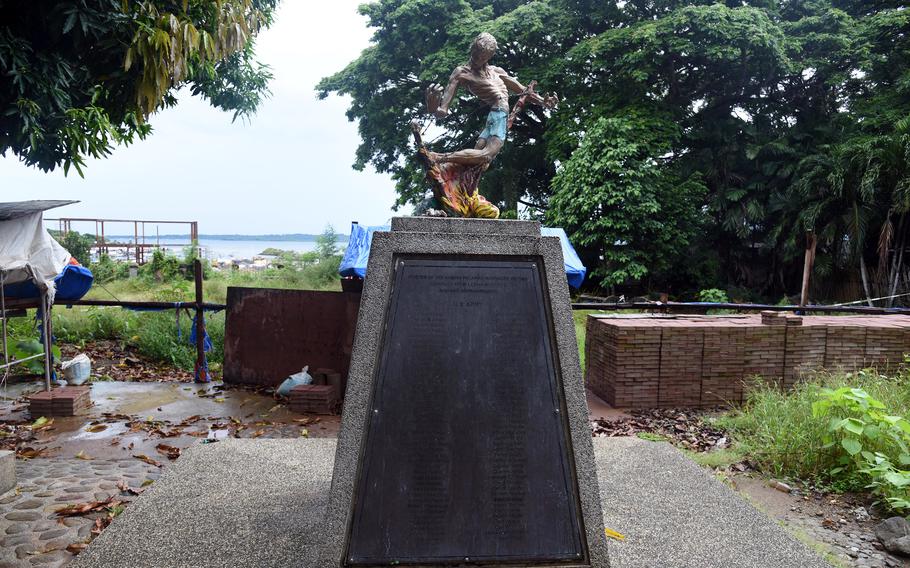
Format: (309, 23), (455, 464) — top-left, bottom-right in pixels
(105, 237), (349, 261)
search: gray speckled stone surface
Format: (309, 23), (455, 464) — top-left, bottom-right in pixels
(597, 437), (832, 568)
(0, 450), (14, 496)
(69, 437), (832, 568)
(320, 218), (609, 567)
(390, 216), (540, 236)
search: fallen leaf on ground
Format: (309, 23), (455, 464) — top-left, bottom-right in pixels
(155, 444), (181, 460)
(31, 417), (50, 429)
(85, 424), (108, 433)
(74, 450), (92, 460)
(55, 497), (127, 517)
(110, 437), (122, 446)
(300, 429), (309, 438)
(214, 398), (225, 403)
(133, 454), (162, 468)
(116, 480), (144, 496)
(604, 527), (625, 541)
(250, 430), (265, 438)
(66, 543), (88, 555)
(16, 447), (48, 459)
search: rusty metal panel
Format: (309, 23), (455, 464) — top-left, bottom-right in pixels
(223, 287), (360, 388)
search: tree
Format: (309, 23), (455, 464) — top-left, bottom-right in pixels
(316, 225), (340, 258)
(0, 0), (278, 175)
(323, 0), (910, 300)
(548, 116), (706, 288)
(56, 230), (94, 266)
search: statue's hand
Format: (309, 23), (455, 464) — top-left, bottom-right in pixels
(426, 83), (445, 117)
(543, 92), (560, 109)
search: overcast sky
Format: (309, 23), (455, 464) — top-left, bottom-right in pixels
(0, 1), (404, 236)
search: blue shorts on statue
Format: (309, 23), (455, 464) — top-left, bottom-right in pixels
(479, 108), (508, 140)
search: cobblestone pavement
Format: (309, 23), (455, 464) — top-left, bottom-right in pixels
(0, 458), (160, 567)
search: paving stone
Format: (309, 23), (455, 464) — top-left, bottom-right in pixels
(33, 491), (55, 498)
(76, 524), (92, 539)
(38, 529), (67, 541)
(0, 533), (33, 547)
(6, 511), (42, 522)
(33, 521), (56, 532)
(97, 482), (117, 490)
(5, 523), (30, 535)
(15, 543), (40, 559)
(93, 492), (110, 501)
(13, 499), (44, 510)
(54, 495), (84, 503)
(0, 494), (19, 505)
(28, 550), (70, 565)
(60, 518), (86, 528)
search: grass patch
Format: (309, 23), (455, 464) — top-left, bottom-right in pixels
(573, 310), (605, 372)
(6, 267), (338, 373)
(687, 447), (746, 469)
(636, 432), (669, 442)
(716, 369), (910, 487)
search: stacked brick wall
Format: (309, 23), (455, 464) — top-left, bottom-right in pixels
(701, 326), (745, 406)
(658, 326), (704, 407)
(586, 315), (910, 408)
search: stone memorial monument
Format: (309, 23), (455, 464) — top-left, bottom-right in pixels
(320, 217), (609, 567)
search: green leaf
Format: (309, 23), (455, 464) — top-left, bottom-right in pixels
(842, 418), (865, 435)
(884, 472), (910, 487)
(842, 437), (862, 456)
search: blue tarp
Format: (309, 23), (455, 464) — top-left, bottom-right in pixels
(2, 263), (94, 302)
(338, 222), (587, 288)
(541, 227), (587, 289)
(339, 224), (390, 278)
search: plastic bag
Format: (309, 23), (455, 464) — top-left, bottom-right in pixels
(61, 354), (92, 385)
(276, 366), (312, 397)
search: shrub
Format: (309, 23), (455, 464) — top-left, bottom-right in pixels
(697, 288), (729, 303)
(813, 386), (910, 512)
(91, 254), (129, 283)
(718, 369), (910, 511)
(58, 231), (94, 266)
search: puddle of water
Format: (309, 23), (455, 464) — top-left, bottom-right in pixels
(208, 428), (229, 440)
(70, 422), (128, 441)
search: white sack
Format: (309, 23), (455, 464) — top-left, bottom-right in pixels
(0, 212), (70, 302)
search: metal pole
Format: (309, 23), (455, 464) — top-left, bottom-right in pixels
(194, 259), (207, 383)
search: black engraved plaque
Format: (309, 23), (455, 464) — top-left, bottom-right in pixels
(345, 256), (586, 565)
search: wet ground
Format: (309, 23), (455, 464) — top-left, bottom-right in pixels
(0, 379), (340, 462)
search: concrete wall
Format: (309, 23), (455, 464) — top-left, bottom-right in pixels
(585, 314), (910, 408)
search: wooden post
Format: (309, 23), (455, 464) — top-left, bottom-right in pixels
(800, 232), (818, 309)
(193, 259), (207, 382)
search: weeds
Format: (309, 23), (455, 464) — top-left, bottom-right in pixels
(717, 368), (910, 512)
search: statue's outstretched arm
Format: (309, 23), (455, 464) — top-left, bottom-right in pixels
(427, 67), (462, 118)
(499, 72), (527, 94)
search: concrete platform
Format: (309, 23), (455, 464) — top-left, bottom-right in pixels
(72, 437), (832, 568)
(0, 450), (14, 495)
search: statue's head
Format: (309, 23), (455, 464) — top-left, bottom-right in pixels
(469, 33), (497, 67)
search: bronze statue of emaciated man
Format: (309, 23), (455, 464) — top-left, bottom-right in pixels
(413, 32), (557, 218)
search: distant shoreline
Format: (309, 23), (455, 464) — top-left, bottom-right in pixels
(106, 234), (349, 243)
